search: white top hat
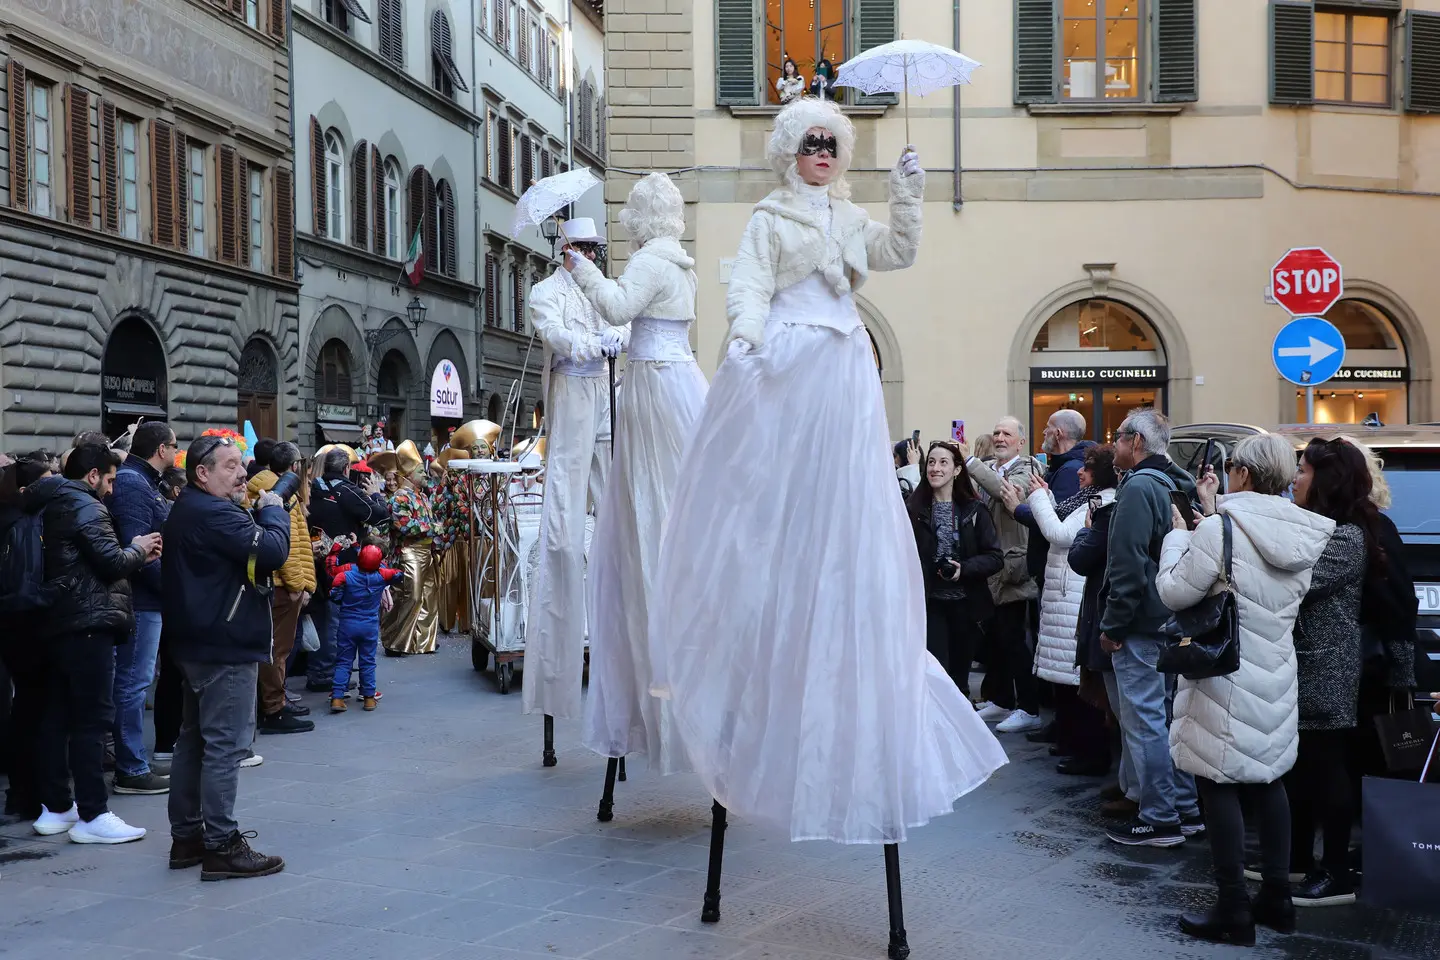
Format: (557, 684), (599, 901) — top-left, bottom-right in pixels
(561, 217), (606, 244)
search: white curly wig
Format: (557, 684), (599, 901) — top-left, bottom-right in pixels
(617, 172), (686, 251)
(767, 97), (855, 199)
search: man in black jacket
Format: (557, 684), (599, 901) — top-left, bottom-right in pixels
(305, 447), (390, 692)
(26, 443), (161, 844)
(163, 434), (290, 880)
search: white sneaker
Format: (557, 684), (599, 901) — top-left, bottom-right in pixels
(240, 750), (264, 768)
(976, 703), (1014, 723)
(996, 710), (1044, 734)
(68, 811), (146, 844)
(33, 803), (80, 836)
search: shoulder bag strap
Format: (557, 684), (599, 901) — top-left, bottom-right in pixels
(1220, 513), (1234, 589)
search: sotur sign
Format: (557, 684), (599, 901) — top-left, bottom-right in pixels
(430, 360), (463, 417)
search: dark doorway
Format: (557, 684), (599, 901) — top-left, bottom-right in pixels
(377, 350), (411, 443)
(238, 337), (280, 439)
(102, 316), (168, 438)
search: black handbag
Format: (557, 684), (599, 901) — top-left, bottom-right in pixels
(1157, 514), (1240, 681)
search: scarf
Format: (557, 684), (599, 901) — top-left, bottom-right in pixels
(1055, 484), (1098, 520)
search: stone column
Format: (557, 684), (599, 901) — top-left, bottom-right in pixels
(603, 0), (696, 272)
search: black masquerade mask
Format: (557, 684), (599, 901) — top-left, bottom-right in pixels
(798, 133), (838, 158)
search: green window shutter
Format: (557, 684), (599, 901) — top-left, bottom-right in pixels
(715, 0), (760, 107)
(1152, 0), (1198, 103)
(1014, 0), (1058, 105)
(1404, 10), (1440, 114)
(852, 0), (898, 106)
(1269, 1), (1314, 106)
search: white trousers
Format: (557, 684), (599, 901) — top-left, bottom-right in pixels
(522, 372), (611, 719)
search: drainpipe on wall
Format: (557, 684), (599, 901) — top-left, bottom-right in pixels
(472, 0), (485, 405)
(952, 0), (962, 210)
(286, 0), (301, 438)
(565, 0), (574, 171)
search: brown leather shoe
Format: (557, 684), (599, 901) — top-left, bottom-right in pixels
(1102, 797), (1140, 819)
(362, 696), (377, 711)
(169, 835), (205, 869)
(330, 698), (347, 713)
(200, 830), (284, 881)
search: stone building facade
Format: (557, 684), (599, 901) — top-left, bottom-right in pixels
(0, 0), (298, 450)
(610, 0), (1440, 441)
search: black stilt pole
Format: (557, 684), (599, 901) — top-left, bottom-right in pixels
(542, 714), (557, 767)
(597, 757), (619, 822)
(617, 757), (627, 782)
(700, 800), (728, 923)
(884, 843), (910, 960)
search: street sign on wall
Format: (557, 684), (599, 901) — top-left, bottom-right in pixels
(1271, 247), (1344, 317)
(1273, 316), (1347, 386)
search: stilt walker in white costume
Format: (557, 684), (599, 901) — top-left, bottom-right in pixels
(647, 98), (1008, 958)
(522, 217), (628, 765)
(564, 173), (707, 819)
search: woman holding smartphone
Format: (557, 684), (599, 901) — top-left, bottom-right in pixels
(907, 441), (1003, 699)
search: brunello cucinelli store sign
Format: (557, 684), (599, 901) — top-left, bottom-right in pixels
(1030, 366), (1169, 383)
(1325, 367), (1409, 382)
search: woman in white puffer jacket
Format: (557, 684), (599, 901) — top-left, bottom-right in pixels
(1022, 444), (1117, 775)
(1155, 434), (1334, 947)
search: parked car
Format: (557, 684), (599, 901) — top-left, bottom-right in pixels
(1170, 423), (1440, 696)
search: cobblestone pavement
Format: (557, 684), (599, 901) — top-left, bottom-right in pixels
(3, 633), (1438, 960)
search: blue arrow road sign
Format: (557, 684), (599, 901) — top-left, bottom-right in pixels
(1272, 316), (1346, 386)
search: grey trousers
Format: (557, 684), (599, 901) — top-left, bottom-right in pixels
(168, 661), (258, 849)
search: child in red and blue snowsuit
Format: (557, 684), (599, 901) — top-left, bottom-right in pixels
(327, 544), (402, 712)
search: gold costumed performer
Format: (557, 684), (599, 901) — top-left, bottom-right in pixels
(380, 440), (445, 655)
(434, 420), (501, 633)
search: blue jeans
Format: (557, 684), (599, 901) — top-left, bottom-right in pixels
(1110, 634), (1198, 826)
(1103, 670), (1137, 803)
(333, 626), (378, 699)
(112, 610), (162, 777)
(306, 599), (338, 688)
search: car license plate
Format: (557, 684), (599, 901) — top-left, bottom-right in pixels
(1418, 583), (1440, 615)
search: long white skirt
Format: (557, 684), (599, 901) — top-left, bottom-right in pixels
(583, 358), (708, 773)
(650, 320), (1008, 844)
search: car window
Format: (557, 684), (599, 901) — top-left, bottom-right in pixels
(1378, 449), (1440, 536)
(1169, 440), (1203, 474)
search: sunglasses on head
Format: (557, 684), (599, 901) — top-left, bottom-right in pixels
(190, 434), (235, 467)
(798, 133), (838, 158)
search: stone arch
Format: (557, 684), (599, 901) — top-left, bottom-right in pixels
(314, 101), (355, 156)
(100, 310), (171, 435)
(1010, 278), (1194, 424)
(425, 329), (471, 409)
(854, 293), (904, 439)
(238, 334), (282, 438)
(305, 303), (365, 400)
(1341, 279), (1432, 422)
(430, 155), (457, 189)
(374, 131), (409, 185)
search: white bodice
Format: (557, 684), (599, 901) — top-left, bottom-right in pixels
(629, 318), (695, 363)
(767, 273), (862, 335)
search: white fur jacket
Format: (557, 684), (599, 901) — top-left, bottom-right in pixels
(570, 237), (698, 325)
(726, 162), (923, 345)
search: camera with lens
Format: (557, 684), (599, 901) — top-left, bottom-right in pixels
(935, 555), (960, 581)
(269, 470), (302, 510)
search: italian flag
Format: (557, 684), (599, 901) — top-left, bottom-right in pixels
(402, 225), (424, 286)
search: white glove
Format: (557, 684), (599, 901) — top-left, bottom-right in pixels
(600, 328), (625, 358)
(899, 146), (922, 178)
(722, 316), (764, 364)
(565, 249), (587, 273)
(571, 335), (603, 363)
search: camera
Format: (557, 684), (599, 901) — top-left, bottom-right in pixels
(935, 555), (959, 580)
(269, 470), (302, 510)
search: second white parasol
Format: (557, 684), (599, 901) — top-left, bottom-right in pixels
(833, 39), (982, 145)
(511, 167), (602, 245)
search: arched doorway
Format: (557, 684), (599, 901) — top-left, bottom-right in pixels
(1028, 298), (1168, 447)
(315, 338), (362, 444)
(854, 295), (904, 440)
(1298, 299), (1411, 426)
(486, 392), (503, 423)
(376, 350), (411, 443)
(101, 315), (168, 437)
(238, 338), (279, 439)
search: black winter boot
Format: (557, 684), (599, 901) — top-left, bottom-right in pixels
(200, 831), (285, 881)
(1179, 882), (1256, 946)
(1253, 881), (1297, 933)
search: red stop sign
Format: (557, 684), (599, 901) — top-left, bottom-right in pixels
(1271, 247), (1344, 316)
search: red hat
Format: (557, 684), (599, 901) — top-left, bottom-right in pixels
(358, 544), (384, 572)
(350, 461), (374, 473)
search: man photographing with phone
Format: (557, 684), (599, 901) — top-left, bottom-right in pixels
(161, 434), (290, 880)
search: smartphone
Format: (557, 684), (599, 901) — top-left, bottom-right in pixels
(1169, 489), (1198, 531)
(911, 429), (921, 446)
(952, 420), (966, 444)
(1201, 438), (1217, 474)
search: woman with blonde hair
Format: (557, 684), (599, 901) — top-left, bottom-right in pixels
(649, 97), (1005, 859)
(565, 172), (708, 777)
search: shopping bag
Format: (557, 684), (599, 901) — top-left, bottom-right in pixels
(1360, 731), (1440, 910)
(300, 615), (320, 653)
(381, 586), (394, 614)
(1373, 695), (1437, 775)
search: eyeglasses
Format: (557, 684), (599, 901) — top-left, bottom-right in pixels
(189, 434), (234, 468)
(798, 133), (839, 158)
